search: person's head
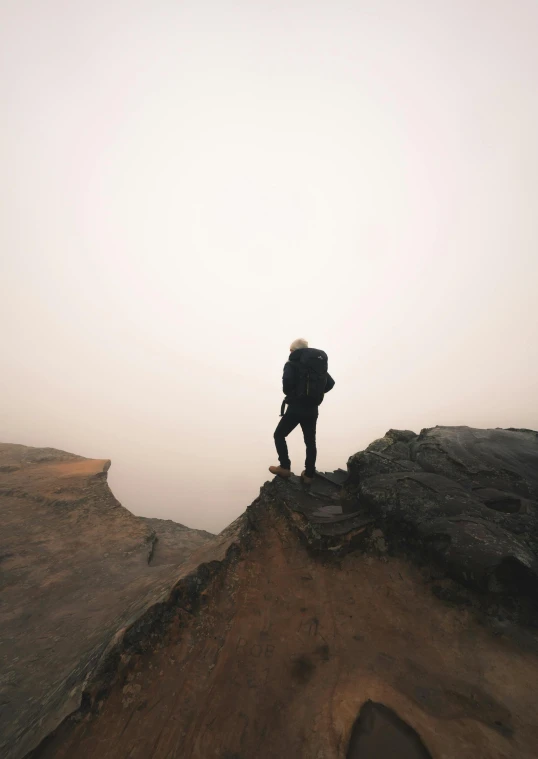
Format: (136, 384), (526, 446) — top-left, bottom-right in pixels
(290, 338), (308, 352)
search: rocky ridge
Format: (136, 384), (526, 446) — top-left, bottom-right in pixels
(1, 426), (537, 759)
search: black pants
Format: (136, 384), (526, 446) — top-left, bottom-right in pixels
(274, 408), (318, 477)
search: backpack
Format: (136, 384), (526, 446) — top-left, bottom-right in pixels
(293, 348), (329, 405)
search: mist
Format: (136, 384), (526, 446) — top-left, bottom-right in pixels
(1, 0), (537, 532)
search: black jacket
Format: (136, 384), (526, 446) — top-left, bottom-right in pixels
(282, 348), (335, 411)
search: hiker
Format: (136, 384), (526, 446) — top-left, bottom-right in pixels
(269, 338), (335, 486)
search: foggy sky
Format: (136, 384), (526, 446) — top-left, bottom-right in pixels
(1, 1), (537, 533)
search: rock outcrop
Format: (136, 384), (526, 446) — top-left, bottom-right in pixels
(0, 444), (213, 759)
(1, 427), (538, 759)
(345, 426), (538, 620)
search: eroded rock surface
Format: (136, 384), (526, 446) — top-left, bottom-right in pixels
(2, 427), (538, 759)
(0, 444), (213, 759)
(345, 426), (538, 618)
(139, 518), (213, 566)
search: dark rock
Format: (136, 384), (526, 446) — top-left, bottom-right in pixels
(410, 426), (538, 499)
(347, 429), (422, 484)
(356, 426), (538, 607)
(347, 701), (433, 758)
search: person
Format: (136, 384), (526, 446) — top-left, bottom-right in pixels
(269, 338), (335, 485)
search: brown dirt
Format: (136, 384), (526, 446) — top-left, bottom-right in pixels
(32, 501), (538, 759)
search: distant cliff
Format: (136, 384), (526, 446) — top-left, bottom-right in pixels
(0, 443), (213, 759)
(1, 427), (537, 759)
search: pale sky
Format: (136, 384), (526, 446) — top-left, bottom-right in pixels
(1, 0), (537, 532)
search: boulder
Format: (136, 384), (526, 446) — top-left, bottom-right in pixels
(349, 427), (538, 609)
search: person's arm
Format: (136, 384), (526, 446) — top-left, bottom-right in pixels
(325, 373), (335, 393)
(282, 362), (295, 395)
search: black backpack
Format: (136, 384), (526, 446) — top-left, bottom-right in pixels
(293, 348), (329, 405)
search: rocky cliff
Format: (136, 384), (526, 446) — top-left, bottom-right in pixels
(1, 427), (538, 759)
(0, 444), (213, 759)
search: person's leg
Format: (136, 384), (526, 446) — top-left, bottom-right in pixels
(300, 412), (318, 478)
(273, 411), (300, 470)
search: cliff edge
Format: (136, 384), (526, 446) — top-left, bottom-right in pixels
(0, 443), (213, 759)
(1, 427), (538, 759)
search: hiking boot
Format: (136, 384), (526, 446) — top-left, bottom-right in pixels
(301, 470), (314, 486)
(269, 465), (292, 479)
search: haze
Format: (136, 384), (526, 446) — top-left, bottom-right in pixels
(1, 1), (537, 533)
